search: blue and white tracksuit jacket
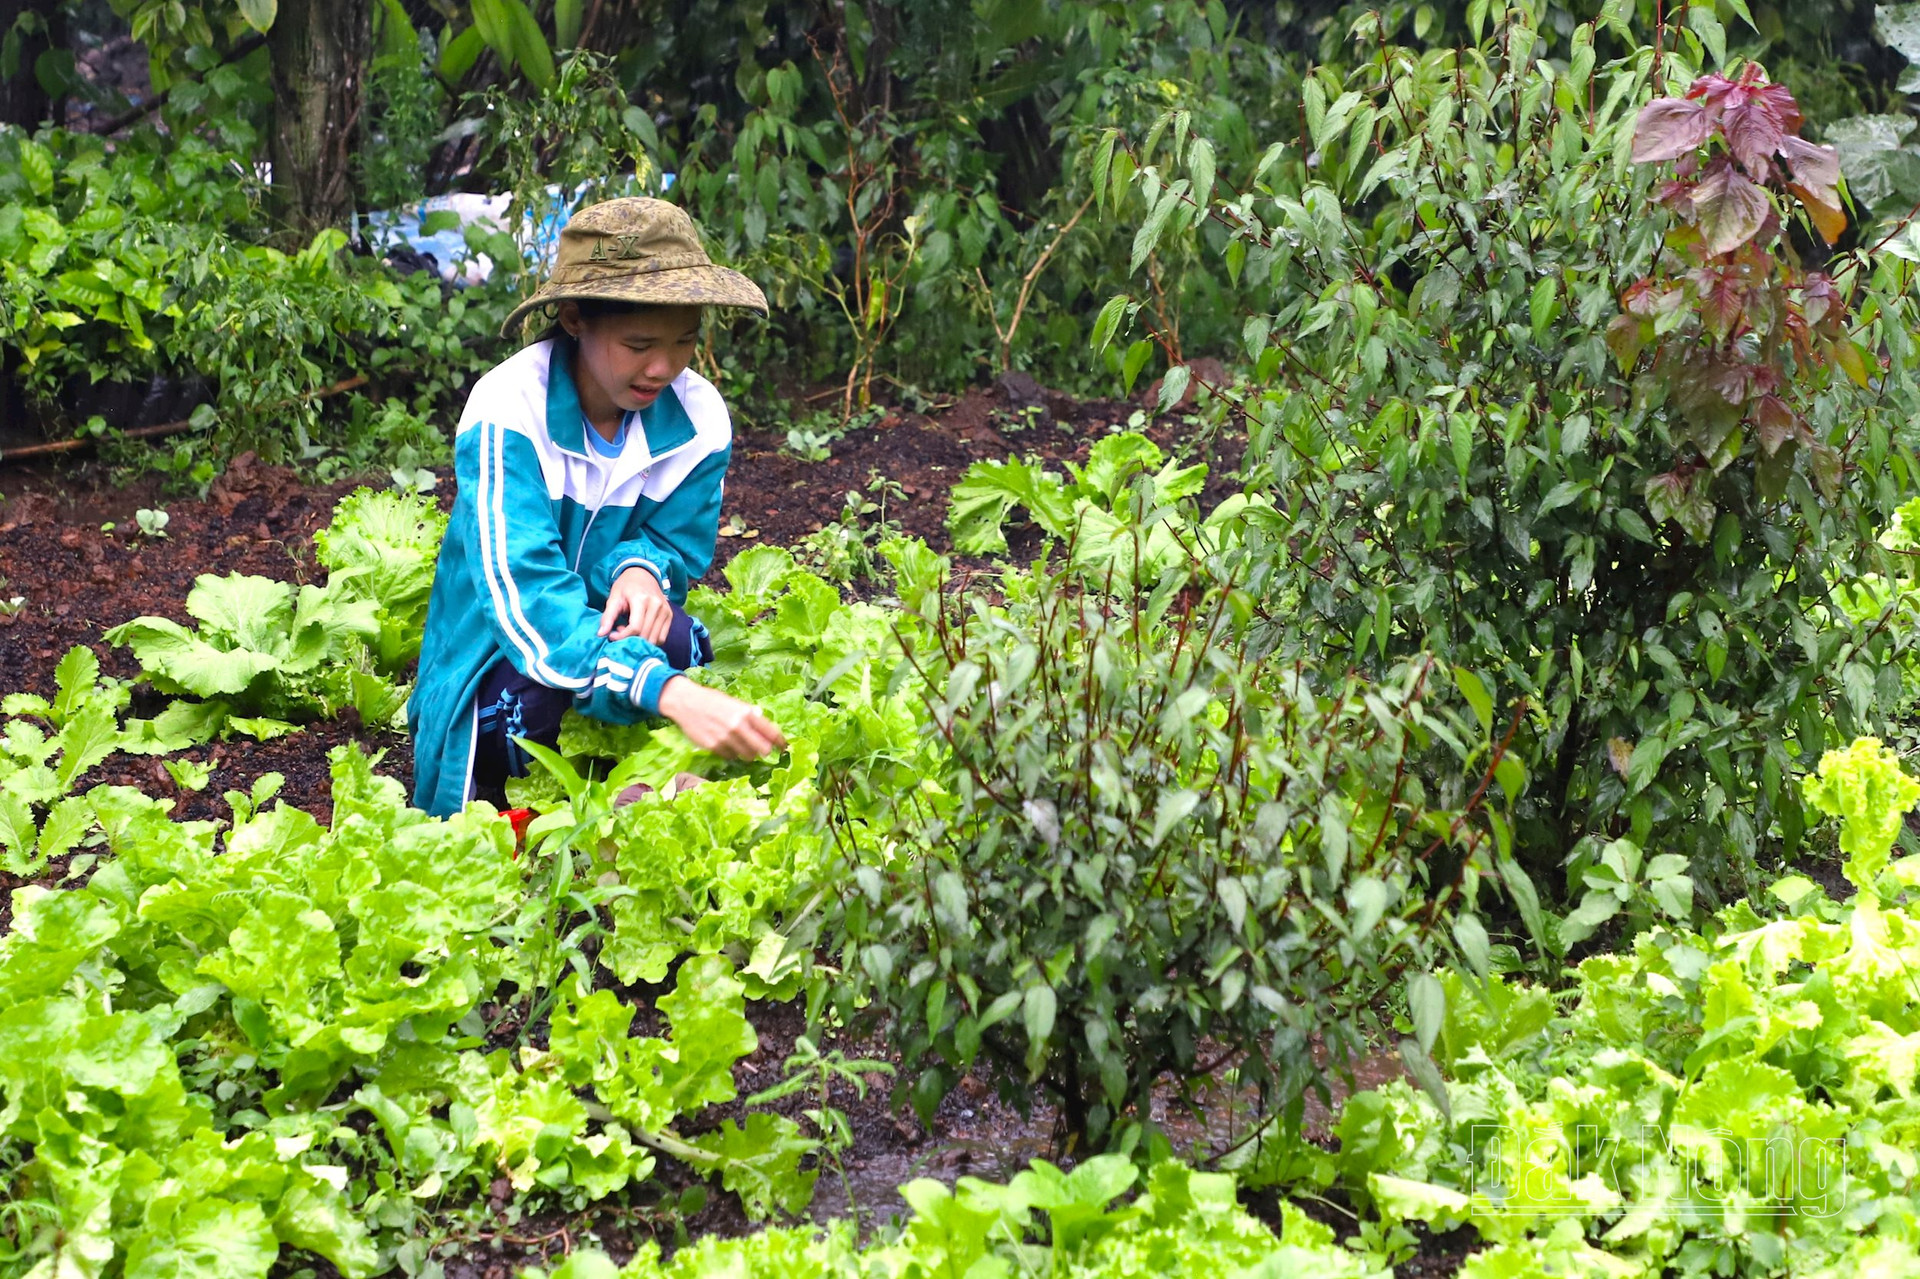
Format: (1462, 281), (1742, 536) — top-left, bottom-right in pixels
(408, 337), (730, 816)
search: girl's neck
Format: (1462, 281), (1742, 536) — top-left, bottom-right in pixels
(570, 346), (625, 441)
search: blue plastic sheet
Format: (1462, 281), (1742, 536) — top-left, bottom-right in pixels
(355, 178), (673, 284)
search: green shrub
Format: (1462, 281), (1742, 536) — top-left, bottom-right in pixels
(355, 17), (447, 211)
(823, 544), (1506, 1150)
(0, 126), (509, 473)
(1092, 3), (1920, 906)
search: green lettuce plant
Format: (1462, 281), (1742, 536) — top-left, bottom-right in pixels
(504, 543), (925, 1000)
(944, 430), (1267, 585)
(0, 647), (125, 873)
(104, 571), (405, 732)
(530, 1157), (1385, 1279)
(1802, 735), (1920, 888)
(1250, 737), (1920, 1278)
(0, 644), (242, 874)
(313, 486), (448, 674)
(0, 739), (844, 1274)
(0, 646), (122, 808)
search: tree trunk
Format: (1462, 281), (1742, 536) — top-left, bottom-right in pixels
(267, 0), (370, 234)
(0, 0), (61, 131)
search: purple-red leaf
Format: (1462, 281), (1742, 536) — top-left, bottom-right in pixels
(1645, 470), (1717, 543)
(1722, 103), (1785, 177)
(1691, 162), (1772, 256)
(1802, 273), (1841, 328)
(1633, 98), (1713, 164)
(1694, 267), (1748, 342)
(1779, 135), (1840, 188)
(1753, 80), (1804, 134)
(1753, 395), (1795, 455)
(1702, 357), (1758, 405)
(1692, 71), (1802, 132)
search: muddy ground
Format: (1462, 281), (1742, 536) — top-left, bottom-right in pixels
(0, 377), (1233, 817)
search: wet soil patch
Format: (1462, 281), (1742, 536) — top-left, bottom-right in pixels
(0, 381), (1241, 812)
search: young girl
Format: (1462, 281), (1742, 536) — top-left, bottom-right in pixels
(409, 197), (784, 817)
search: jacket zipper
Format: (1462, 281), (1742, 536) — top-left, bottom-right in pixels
(570, 408), (693, 572)
(571, 414), (621, 572)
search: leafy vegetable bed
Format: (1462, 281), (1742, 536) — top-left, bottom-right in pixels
(0, 384), (1282, 1275)
(9, 374), (1908, 1279)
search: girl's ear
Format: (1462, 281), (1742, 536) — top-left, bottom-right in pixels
(557, 300), (584, 338)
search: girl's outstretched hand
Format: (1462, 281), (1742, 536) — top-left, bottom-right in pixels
(656, 676), (787, 760)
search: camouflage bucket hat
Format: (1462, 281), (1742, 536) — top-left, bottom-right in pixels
(501, 197), (768, 338)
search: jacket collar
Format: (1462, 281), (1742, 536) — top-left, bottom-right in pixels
(543, 339), (589, 456)
(545, 338), (698, 461)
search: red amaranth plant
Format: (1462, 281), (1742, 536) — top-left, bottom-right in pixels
(1609, 66), (1868, 540)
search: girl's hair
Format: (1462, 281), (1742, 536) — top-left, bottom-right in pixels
(571, 299), (699, 320)
(535, 297), (703, 345)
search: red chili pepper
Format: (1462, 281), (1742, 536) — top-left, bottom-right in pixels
(503, 807), (535, 856)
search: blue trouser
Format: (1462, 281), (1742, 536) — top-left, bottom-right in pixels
(469, 605), (713, 805)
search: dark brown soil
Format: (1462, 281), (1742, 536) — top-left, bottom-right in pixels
(0, 380), (1238, 813)
(0, 381), (1472, 1275)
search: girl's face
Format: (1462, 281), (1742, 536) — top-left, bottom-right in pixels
(560, 302), (703, 416)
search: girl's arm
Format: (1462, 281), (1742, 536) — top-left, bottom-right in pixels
(455, 416), (680, 719)
(588, 444), (731, 603)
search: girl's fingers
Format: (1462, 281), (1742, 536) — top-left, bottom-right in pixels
(599, 589), (678, 643)
(607, 596), (639, 640)
(725, 710), (784, 758)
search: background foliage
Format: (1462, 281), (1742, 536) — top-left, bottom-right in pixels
(11, 0), (1920, 450)
(1087, 2), (1920, 913)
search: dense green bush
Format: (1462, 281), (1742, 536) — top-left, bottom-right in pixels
(823, 537), (1510, 1150)
(10, 0), (1918, 473)
(0, 125), (506, 471)
(1093, 1), (1920, 909)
